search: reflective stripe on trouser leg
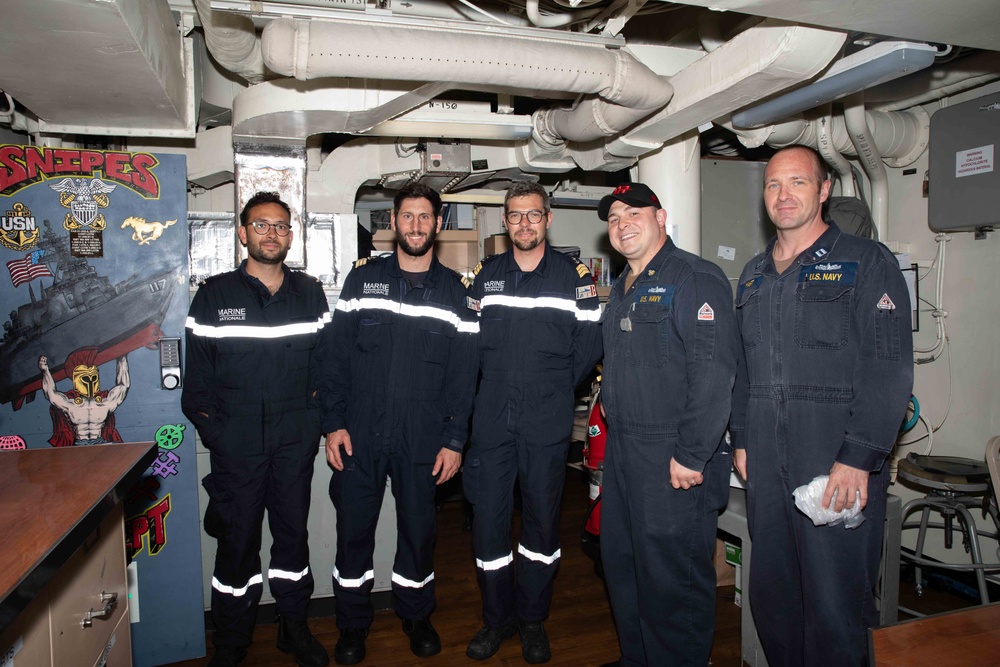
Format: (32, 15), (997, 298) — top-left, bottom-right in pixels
(515, 437), (567, 623)
(388, 452), (438, 621)
(464, 437), (518, 628)
(266, 430), (318, 620)
(206, 450), (269, 649)
(329, 449), (389, 629)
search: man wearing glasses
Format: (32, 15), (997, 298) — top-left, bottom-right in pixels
(465, 182), (602, 664)
(320, 183), (478, 664)
(183, 191), (331, 667)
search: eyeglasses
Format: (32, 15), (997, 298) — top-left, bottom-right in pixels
(505, 209), (546, 226)
(248, 220), (291, 237)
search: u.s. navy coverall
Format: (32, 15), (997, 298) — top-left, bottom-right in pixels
(600, 237), (739, 667)
(182, 261), (330, 650)
(730, 222), (913, 667)
(464, 244), (603, 628)
(320, 253), (477, 629)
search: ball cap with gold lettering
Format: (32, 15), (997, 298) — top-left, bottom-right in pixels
(598, 182), (662, 221)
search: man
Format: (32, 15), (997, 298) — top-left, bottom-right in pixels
(183, 191), (330, 667)
(464, 181), (602, 664)
(596, 183), (738, 667)
(320, 183), (477, 665)
(39, 348), (128, 446)
(730, 145), (913, 666)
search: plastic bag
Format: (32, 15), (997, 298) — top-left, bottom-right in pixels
(792, 475), (866, 529)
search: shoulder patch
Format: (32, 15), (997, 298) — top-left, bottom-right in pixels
(353, 257), (369, 269)
(575, 263), (591, 279)
(577, 284), (597, 300)
(473, 261), (483, 276)
(461, 275), (472, 289)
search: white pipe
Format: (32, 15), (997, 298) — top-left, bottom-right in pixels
(262, 17), (672, 146)
(193, 0), (265, 83)
(526, 0), (600, 28)
(637, 130), (701, 254)
(844, 93), (887, 241)
(816, 106), (856, 197)
(866, 51), (1000, 112)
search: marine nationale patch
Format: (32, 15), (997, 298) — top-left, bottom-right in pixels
(877, 293), (896, 310)
(576, 284), (598, 300)
(698, 303), (715, 321)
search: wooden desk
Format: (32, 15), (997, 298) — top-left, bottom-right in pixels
(0, 443), (156, 665)
(870, 602), (1000, 666)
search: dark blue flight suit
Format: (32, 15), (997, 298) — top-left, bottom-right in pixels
(320, 253), (477, 630)
(183, 262), (330, 651)
(464, 244), (602, 628)
(730, 222), (913, 667)
(600, 237), (738, 667)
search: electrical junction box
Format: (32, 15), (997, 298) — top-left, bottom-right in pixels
(928, 91), (1000, 232)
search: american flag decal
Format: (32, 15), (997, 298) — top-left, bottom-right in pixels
(6, 250), (53, 287)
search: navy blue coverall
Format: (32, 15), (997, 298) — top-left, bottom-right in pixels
(320, 253), (477, 629)
(464, 244), (602, 628)
(730, 222), (913, 667)
(600, 237), (739, 667)
(182, 261), (330, 650)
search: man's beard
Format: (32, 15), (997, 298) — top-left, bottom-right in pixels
(248, 242), (288, 265)
(512, 229), (543, 252)
(396, 226), (437, 257)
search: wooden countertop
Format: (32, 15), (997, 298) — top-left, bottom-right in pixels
(871, 602), (1000, 666)
(0, 442), (157, 633)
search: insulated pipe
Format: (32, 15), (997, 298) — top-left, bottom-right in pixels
(816, 105), (856, 196)
(637, 130), (701, 254)
(866, 51), (1000, 112)
(193, 0), (266, 84)
(526, 0), (601, 28)
(261, 17), (672, 145)
(844, 93), (888, 240)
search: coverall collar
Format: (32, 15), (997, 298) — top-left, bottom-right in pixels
(386, 250), (443, 287)
(238, 259), (296, 298)
(756, 220), (845, 276)
(500, 241), (558, 277)
(617, 235), (677, 292)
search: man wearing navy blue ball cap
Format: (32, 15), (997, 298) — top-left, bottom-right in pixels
(597, 182), (739, 667)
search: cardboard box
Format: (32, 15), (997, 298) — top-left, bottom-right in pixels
(484, 234), (510, 257)
(725, 542), (743, 607)
(714, 538), (737, 587)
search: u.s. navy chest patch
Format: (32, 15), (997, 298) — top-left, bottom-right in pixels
(798, 261), (859, 284)
(634, 284), (675, 305)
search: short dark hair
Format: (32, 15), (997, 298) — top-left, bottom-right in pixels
(394, 183), (443, 218)
(240, 191), (291, 226)
(504, 181), (549, 213)
(768, 145), (830, 184)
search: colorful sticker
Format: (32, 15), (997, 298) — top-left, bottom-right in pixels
(877, 293), (896, 310)
(576, 284), (597, 300)
(698, 303), (715, 321)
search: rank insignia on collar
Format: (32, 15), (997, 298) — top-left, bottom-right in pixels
(647, 269), (655, 276)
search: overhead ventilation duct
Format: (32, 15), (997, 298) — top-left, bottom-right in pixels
(260, 17), (673, 145)
(193, 0), (266, 83)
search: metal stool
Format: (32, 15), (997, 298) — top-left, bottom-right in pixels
(898, 452), (1000, 612)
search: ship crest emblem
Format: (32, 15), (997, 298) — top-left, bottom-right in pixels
(49, 178), (117, 231)
(0, 202), (40, 251)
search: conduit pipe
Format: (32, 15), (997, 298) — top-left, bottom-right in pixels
(193, 0), (266, 84)
(816, 105), (856, 196)
(844, 93), (888, 240)
(261, 17), (672, 145)
(865, 50), (1000, 112)
(526, 0), (601, 28)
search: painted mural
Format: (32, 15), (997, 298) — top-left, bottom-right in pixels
(0, 145), (206, 666)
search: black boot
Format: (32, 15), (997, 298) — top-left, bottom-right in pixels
(276, 615), (330, 667)
(518, 620), (552, 664)
(466, 622), (516, 660)
(333, 627), (368, 665)
(208, 645), (247, 667)
(402, 618), (442, 658)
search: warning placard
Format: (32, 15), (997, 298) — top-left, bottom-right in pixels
(955, 144), (994, 178)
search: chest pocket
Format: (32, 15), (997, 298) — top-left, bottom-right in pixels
(627, 303), (671, 369)
(357, 310), (393, 353)
(534, 307), (573, 357)
(735, 280), (762, 349)
(793, 282), (853, 349)
(420, 318), (455, 365)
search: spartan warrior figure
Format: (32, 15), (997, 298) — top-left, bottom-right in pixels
(39, 347), (129, 446)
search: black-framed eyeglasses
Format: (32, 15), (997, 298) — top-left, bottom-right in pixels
(248, 220), (291, 237)
(505, 210), (545, 226)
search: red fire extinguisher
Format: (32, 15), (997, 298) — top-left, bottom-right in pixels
(582, 392), (607, 536)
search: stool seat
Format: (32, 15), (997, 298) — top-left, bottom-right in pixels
(897, 453), (991, 493)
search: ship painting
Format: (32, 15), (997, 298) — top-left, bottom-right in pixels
(1, 220), (178, 410)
